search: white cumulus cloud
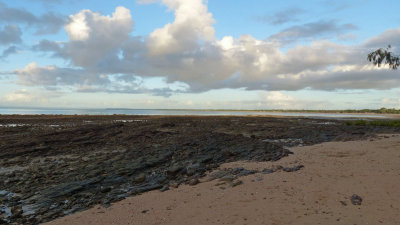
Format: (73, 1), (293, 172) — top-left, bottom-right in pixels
(64, 6), (134, 67)
(147, 0), (215, 55)
(22, 1), (400, 96)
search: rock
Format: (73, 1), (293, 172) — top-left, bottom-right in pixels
(129, 183), (163, 194)
(282, 165), (304, 172)
(350, 194), (362, 205)
(159, 186), (169, 192)
(235, 168), (257, 177)
(189, 178), (199, 186)
(135, 173), (146, 183)
(100, 187), (111, 193)
(63, 206), (84, 215)
(0, 190), (9, 197)
(221, 150), (236, 157)
(261, 168), (275, 174)
(215, 182), (226, 186)
(207, 170), (230, 181)
(219, 175), (235, 182)
(185, 163), (205, 176)
(10, 206), (23, 219)
(13, 156), (24, 163)
(198, 155), (213, 163)
(169, 181), (179, 188)
(167, 164), (183, 176)
(231, 180), (243, 187)
(161, 123), (175, 128)
(141, 209), (149, 214)
(231, 167), (245, 175)
(1, 115), (391, 224)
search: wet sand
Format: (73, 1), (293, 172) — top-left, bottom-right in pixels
(47, 134), (400, 225)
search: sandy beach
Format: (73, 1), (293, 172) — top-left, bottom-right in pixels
(47, 134), (400, 225)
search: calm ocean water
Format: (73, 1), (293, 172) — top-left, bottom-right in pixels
(0, 107), (392, 119)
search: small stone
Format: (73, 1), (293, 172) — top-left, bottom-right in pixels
(169, 182), (179, 188)
(282, 165), (304, 172)
(261, 168), (275, 174)
(100, 187), (111, 193)
(231, 167), (245, 175)
(189, 178), (199, 186)
(168, 165), (183, 176)
(231, 180), (243, 187)
(340, 200), (347, 206)
(221, 150), (235, 157)
(219, 175), (235, 182)
(215, 182), (226, 186)
(159, 186), (169, 192)
(207, 170), (230, 181)
(350, 194), (362, 205)
(135, 173), (146, 183)
(141, 209), (149, 214)
(82, 157), (90, 162)
(185, 163), (205, 176)
(11, 206), (23, 219)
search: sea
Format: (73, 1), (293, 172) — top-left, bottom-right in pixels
(0, 107), (393, 119)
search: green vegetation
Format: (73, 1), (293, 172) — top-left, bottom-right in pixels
(368, 45), (400, 70)
(258, 108), (400, 114)
(178, 108), (400, 114)
(346, 120), (400, 127)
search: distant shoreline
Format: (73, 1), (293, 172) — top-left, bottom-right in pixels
(0, 113), (398, 120)
(148, 108), (400, 115)
(1, 106), (399, 115)
(0, 107), (399, 119)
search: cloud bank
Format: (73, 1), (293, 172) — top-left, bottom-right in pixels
(12, 0), (400, 96)
(0, 1), (65, 35)
(256, 7), (306, 25)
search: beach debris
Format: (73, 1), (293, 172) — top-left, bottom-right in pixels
(350, 194), (363, 205)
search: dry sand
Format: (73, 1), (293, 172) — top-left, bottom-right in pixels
(47, 134), (400, 225)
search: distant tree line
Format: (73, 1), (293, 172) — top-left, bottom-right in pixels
(185, 109), (400, 114)
(254, 108), (400, 114)
(339, 108), (400, 114)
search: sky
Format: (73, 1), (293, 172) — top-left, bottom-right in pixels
(0, 0), (400, 110)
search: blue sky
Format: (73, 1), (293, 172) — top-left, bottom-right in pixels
(0, 0), (399, 109)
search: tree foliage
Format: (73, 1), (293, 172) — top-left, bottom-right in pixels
(367, 45), (400, 70)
